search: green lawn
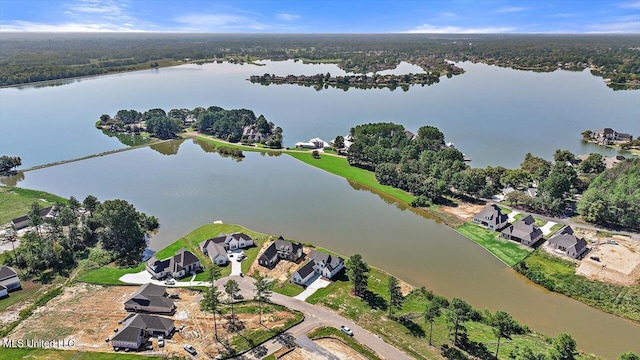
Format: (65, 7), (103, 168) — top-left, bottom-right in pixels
(286, 152), (415, 204)
(0, 281), (44, 311)
(78, 223), (270, 285)
(455, 223), (532, 267)
(549, 223), (565, 235)
(0, 186), (68, 224)
(513, 213), (547, 227)
(0, 348), (155, 360)
(273, 280), (305, 297)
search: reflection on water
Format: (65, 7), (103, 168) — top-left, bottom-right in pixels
(101, 129), (156, 147)
(149, 138), (186, 156)
(0, 171), (24, 186)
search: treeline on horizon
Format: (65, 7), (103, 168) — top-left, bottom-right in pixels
(0, 33), (638, 87)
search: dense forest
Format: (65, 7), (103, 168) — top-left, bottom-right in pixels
(98, 105), (283, 148)
(1, 33), (638, 88)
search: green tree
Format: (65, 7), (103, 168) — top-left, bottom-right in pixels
(387, 276), (403, 318)
(619, 352), (640, 360)
(253, 271), (274, 325)
(509, 344), (545, 360)
(333, 135), (345, 150)
(0, 155), (22, 174)
(68, 196), (81, 213)
(490, 311), (518, 359)
(347, 254), (370, 297)
(446, 298), (473, 346)
(423, 295), (448, 346)
(520, 153), (551, 175)
(27, 201), (44, 236)
(99, 114), (111, 123)
(94, 199), (147, 264)
(501, 169), (532, 189)
(201, 273), (223, 340)
(224, 279), (241, 328)
(83, 195), (99, 215)
(255, 115), (270, 134)
(553, 149), (576, 164)
(581, 130), (593, 141)
(578, 153), (605, 174)
(551, 333), (577, 360)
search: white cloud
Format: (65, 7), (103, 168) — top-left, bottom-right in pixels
(0, 20), (142, 32)
(276, 13), (300, 21)
(619, 0), (640, 9)
(172, 14), (270, 31)
(495, 7), (529, 14)
(406, 24), (515, 34)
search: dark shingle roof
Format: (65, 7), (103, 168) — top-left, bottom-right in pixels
(295, 261), (315, 279)
(147, 249), (199, 274)
(259, 243), (278, 262)
(309, 250), (343, 270)
(474, 205), (508, 226)
(11, 206), (55, 225)
(0, 266), (18, 282)
(112, 326), (145, 343)
(124, 314), (174, 333)
(0, 285), (6, 291)
(134, 283), (167, 298)
(502, 214), (543, 242)
(549, 227), (587, 255)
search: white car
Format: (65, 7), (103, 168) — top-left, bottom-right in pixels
(157, 335), (164, 347)
(340, 325), (353, 336)
(164, 279), (175, 285)
(183, 344), (197, 355)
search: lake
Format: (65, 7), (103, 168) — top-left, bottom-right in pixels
(1, 60), (638, 169)
(1, 61), (639, 358)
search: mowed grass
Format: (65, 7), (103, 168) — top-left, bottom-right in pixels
(286, 152), (415, 204)
(513, 213), (547, 227)
(455, 223), (531, 267)
(0, 348), (154, 360)
(306, 265), (582, 360)
(78, 224), (270, 285)
(0, 281), (44, 311)
(0, 186), (68, 225)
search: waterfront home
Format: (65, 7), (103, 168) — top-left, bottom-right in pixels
(258, 236), (303, 268)
(294, 137), (331, 149)
(0, 285), (7, 298)
(146, 248), (201, 280)
(292, 250), (345, 286)
(111, 325), (148, 350)
(500, 214), (543, 247)
(593, 128), (633, 143)
(199, 239), (229, 266)
(122, 313), (175, 337)
(548, 226), (588, 259)
(124, 283), (175, 314)
(473, 205), (509, 231)
(205, 233), (255, 252)
(10, 206), (56, 230)
(0, 266), (21, 292)
(242, 125), (267, 142)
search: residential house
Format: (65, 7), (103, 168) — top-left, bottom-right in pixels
(146, 248), (201, 280)
(199, 239), (229, 266)
(242, 126), (267, 142)
(292, 250), (345, 286)
(500, 214), (543, 247)
(201, 233), (255, 252)
(291, 261), (315, 286)
(617, 133), (632, 142)
(0, 266), (21, 291)
(548, 226), (588, 259)
(111, 325), (148, 350)
(10, 206), (56, 230)
(294, 137), (331, 149)
(258, 237), (303, 268)
(122, 313), (175, 337)
(473, 205), (509, 231)
(0, 285), (7, 298)
(594, 128), (617, 141)
(124, 283), (175, 314)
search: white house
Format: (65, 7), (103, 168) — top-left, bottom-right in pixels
(291, 261), (315, 286)
(199, 239), (229, 265)
(0, 285), (8, 298)
(294, 137), (331, 149)
(146, 248), (201, 280)
(202, 233), (255, 252)
(0, 266), (21, 292)
(292, 250), (344, 286)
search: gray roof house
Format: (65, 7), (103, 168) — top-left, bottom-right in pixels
(258, 237), (303, 268)
(292, 250), (345, 286)
(548, 226), (588, 259)
(122, 313), (175, 336)
(124, 283), (175, 314)
(0, 266), (21, 292)
(111, 325), (148, 350)
(203, 233), (255, 251)
(501, 214), (543, 247)
(473, 205), (509, 231)
(199, 239), (229, 266)
(146, 248), (201, 280)
(10, 206), (56, 230)
(291, 261), (316, 286)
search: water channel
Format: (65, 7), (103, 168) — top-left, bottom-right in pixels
(1, 60), (639, 358)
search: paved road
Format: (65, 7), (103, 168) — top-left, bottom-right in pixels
(216, 276), (412, 360)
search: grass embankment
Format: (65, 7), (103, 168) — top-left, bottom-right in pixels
(512, 213), (547, 227)
(308, 326), (382, 360)
(0, 281), (44, 312)
(0, 186), (68, 224)
(308, 266), (596, 360)
(455, 223), (532, 267)
(78, 224), (270, 284)
(515, 250), (640, 322)
(0, 348), (153, 360)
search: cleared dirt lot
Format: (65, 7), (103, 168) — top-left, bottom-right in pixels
(9, 283), (298, 358)
(575, 231), (640, 286)
(248, 242), (312, 282)
(439, 203), (486, 222)
(279, 338), (368, 360)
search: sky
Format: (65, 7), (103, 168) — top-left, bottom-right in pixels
(0, 0), (639, 33)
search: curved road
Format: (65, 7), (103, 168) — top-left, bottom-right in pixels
(216, 276), (412, 360)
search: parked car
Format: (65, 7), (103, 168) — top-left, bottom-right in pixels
(168, 293), (180, 299)
(239, 272), (244, 277)
(164, 278), (176, 285)
(233, 293), (244, 300)
(158, 335), (164, 347)
(183, 344), (197, 355)
(340, 325), (353, 336)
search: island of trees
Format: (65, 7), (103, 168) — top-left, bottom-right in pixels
(97, 105), (283, 148)
(249, 71), (451, 91)
(0, 156), (22, 175)
(1, 33), (638, 89)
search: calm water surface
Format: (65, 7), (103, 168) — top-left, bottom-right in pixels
(1, 61), (639, 358)
(4, 140), (639, 358)
(1, 60), (638, 168)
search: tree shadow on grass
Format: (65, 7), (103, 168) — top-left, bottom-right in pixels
(362, 290), (388, 311)
(397, 317), (426, 338)
(459, 338), (493, 360)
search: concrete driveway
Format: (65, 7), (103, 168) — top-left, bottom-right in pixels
(119, 270), (211, 287)
(507, 210), (521, 222)
(541, 221), (558, 236)
(294, 274), (330, 301)
(228, 249), (244, 276)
